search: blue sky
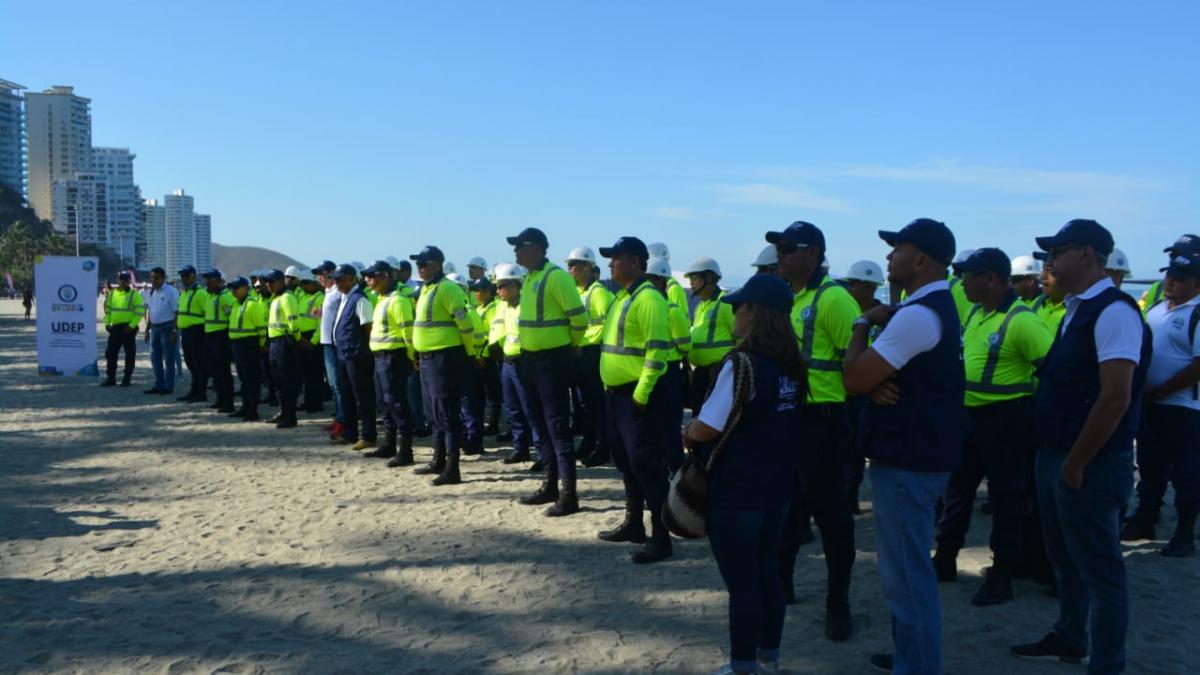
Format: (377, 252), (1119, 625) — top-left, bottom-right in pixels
(4, 1), (1198, 285)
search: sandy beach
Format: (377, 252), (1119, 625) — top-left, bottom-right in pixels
(1, 299), (1197, 675)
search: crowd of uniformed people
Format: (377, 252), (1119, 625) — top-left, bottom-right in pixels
(97, 219), (1200, 675)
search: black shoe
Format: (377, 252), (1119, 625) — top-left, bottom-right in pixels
(176, 394), (195, 401)
(520, 481), (559, 505)
(462, 442), (484, 456)
(545, 479), (579, 517)
(932, 549), (957, 583)
(275, 416), (297, 429)
(144, 388), (163, 394)
(413, 449), (446, 475)
(581, 448), (610, 468)
(529, 459), (546, 473)
(598, 512), (647, 543)
(824, 599), (852, 641)
(972, 570), (1014, 606)
(1161, 537), (1196, 557)
(228, 408), (248, 418)
(496, 431), (513, 443)
(1011, 632), (1087, 664)
(502, 450), (531, 465)
(100, 380), (116, 387)
(868, 654), (893, 673)
(631, 526), (673, 564)
(208, 401), (223, 409)
(118, 380), (131, 387)
(217, 405), (236, 413)
(363, 447), (397, 459)
(1121, 514), (1157, 541)
(387, 454), (414, 468)
(431, 469), (462, 486)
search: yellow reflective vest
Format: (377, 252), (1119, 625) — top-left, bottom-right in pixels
(267, 291), (300, 340)
(295, 289), (322, 335)
(600, 279), (671, 405)
(369, 289), (415, 359)
(580, 281), (615, 347)
(104, 288), (144, 328)
(413, 275), (475, 353)
(790, 275), (859, 404)
(666, 301), (691, 363)
(475, 299), (499, 357)
(203, 289), (237, 334)
(176, 284), (208, 329)
(228, 297), (267, 346)
(962, 296), (1052, 407)
(518, 261), (587, 351)
(689, 290), (735, 367)
(666, 277), (689, 314)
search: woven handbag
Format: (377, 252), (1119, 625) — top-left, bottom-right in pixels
(663, 352), (756, 539)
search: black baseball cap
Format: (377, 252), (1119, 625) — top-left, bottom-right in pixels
(506, 227), (549, 248)
(765, 221), (825, 249)
(117, 271), (131, 281)
(178, 265), (197, 276)
(332, 263), (358, 279)
(1032, 251), (1050, 262)
(469, 277), (495, 292)
(397, 260), (412, 271)
(227, 276), (250, 289)
(311, 260), (337, 275)
(599, 236), (650, 260)
(1165, 234), (1200, 256)
(262, 269), (284, 282)
(879, 218), (956, 265)
(201, 267), (223, 279)
(721, 274), (793, 314)
(362, 260), (394, 277)
(1161, 255), (1200, 280)
(952, 247), (1012, 278)
(409, 246), (445, 265)
(1035, 219), (1114, 256)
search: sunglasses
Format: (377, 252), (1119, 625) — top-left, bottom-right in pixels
(774, 242), (809, 256)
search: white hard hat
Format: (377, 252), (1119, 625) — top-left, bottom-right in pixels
(566, 246), (597, 265)
(646, 256), (672, 278)
(751, 245), (777, 268)
(296, 268), (316, 282)
(467, 256), (488, 270)
(1106, 247), (1131, 274)
(446, 272), (469, 289)
(493, 263), (526, 282)
(685, 257), (722, 279)
(952, 249), (976, 265)
(350, 261), (366, 272)
(647, 242), (671, 260)
(284, 265), (304, 278)
(384, 256), (400, 267)
(443, 261), (457, 274)
(1011, 254), (1041, 277)
(843, 260), (884, 284)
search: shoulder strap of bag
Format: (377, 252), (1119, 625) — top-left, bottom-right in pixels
(703, 351), (756, 472)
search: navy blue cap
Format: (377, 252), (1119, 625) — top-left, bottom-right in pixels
(201, 267), (223, 279)
(1035, 219), (1114, 257)
(1165, 234), (1200, 256)
(409, 246), (445, 265)
(506, 227), (549, 248)
(227, 276), (250, 289)
(599, 236), (650, 259)
(1161, 255), (1200, 280)
(721, 274), (793, 314)
(765, 221), (825, 249)
(879, 218), (956, 266)
(952, 247), (1012, 278)
(177, 265), (197, 276)
(362, 260), (394, 276)
(470, 277), (496, 292)
(398, 260), (412, 271)
(262, 269), (284, 282)
(1032, 251), (1050, 262)
(332, 263), (358, 279)
(311, 260), (337, 275)
(117, 271), (131, 281)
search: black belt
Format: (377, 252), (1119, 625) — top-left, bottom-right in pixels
(606, 382), (637, 395)
(521, 345), (571, 360)
(503, 356), (521, 365)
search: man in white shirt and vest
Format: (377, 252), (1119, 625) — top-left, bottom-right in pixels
(143, 266), (180, 395)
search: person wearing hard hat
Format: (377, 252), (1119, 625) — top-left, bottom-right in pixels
(1031, 252), (1068, 332)
(685, 256), (734, 416)
(491, 263), (541, 465)
(1104, 247), (1131, 290)
(101, 271), (145, 387)
(766, 220), (858, 642)
(263, 269), (301, 428)
(410, 246), (476, 486)
(1010, 254), (1043, 306)
(645, 256), (691, 471)
(295, 270), (326, 414)
(1140, 234), (1200, 313)
(567, 245), (615, 467)
(948, 249), (976, 326)
(176, 265), (210, 402)
(842, 260), (884, 316)
(648, 242), (690, 308)
(1010, 220), (1150, 672)
(362, 260), (417, 466)
(596, 236), (674, 563)
(1122, 254), (1200, 557)
(509, 227), (588, 516)
(840, 259), (885, 516)
(329, 263), (377, 447)
(201, 268), (238, 412)
(931, 248), (1053, 607)
(842, 218), (965, 674)
(751, 245), (778, 276)
(468, 277), (504, 440)
(226, 276), (267, 421)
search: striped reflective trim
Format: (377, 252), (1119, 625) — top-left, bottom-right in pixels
(645, 339), (671, 350)
(519, 318), (570, 327)
(693, 339), (735, 350)
(644, 360), (667, 370)
(969, 304), (1035, 394)
(565, 306), (586, 317)
(808, 359), (842, 372)
(672, 337), (691, 347)
(602, 344), (645, 357)
(799, 281), (840, 367)
(370, 335), (404, 344)
(613, 281), (652, 352)
(459, 327), (474, 334)
(588, 318), (606, 326)
(452, 309), (467, 320)
(415, 320), (455, 327)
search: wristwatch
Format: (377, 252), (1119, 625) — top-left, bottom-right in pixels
(853, 316), (872, 329)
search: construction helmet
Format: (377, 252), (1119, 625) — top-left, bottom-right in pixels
(647, 242), (671, 260)
(646, 257), (672, 278)
(1010, 254), (1042, 277)
(685, 257), (722, 279)
(493, 263), (527, 282)
(843, 260), (884, 284)
(751, 245), (777, 268)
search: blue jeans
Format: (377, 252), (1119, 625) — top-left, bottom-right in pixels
(149, 323), (177, 391)
(501, 359), (536, 454)
(870, 463), (949, 675)
(1037, 447), (1133, 675)
(323, 345), (345, 423)
(708, 505), (789, 673)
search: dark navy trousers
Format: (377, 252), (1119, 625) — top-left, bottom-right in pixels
(180, 324), (206, 397)
(420, 347), (469, 453)
(268, 337), (299, 418)
(338, 350), (376, 443)
(1134, 403), (1200, 515)
(374, 350), (412, 439)
(204, 330), (234, 407)
(572, 345), (607, 450)
(501, 359), (536, 454)
(232, 339), (261, 411)
(607, 383), (670, 516)
(518, 346), (576, 479)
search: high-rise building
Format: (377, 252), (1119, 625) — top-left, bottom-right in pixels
(92, 147), (141, 264)
(51, 172), (107, 250)
(193, 213), (212, 270)
(0, 79), (25, 198)
(25, 86), (92, 223)
(139, 198), (167, 270)
(164, 188), (195, 274)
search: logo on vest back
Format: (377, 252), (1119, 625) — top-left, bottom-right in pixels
(989, 332), (1002, 346)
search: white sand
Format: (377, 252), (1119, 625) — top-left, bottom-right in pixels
(1, 299), (1197, 674)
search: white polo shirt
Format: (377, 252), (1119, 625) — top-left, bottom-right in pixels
(871, 279), (947, 370)
(319, 286), (344, 345)
(145, 283), (180, 325)
(1145, 293), (1200, 410)
(1060, 277), (1143, 365)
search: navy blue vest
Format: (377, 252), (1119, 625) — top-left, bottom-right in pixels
(706, 353), (803, 511)
(1035, 287), (1151, 454)
(863, 289), (965, 472)
(334, 286), (367, 360)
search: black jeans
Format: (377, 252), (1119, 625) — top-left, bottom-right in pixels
(203, 330), (234, 407)
(180, 324), (206, 397)
(338, 350), (377, 443)
(518, 346), (576, 480)
(104, 324), (136, 382)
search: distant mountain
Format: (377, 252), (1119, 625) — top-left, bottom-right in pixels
(212, 243), (308, 278)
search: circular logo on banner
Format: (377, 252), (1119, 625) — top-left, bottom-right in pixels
(57, 285), (79, 303)
(81, 260), (96, 271)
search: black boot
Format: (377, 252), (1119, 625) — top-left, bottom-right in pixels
(529, 458), (546, 473)
(631, 512), (673, 564)
(972, 562), (1015, 606)
(503, 448), (531, 464)
(275, 413), (297, 429)
(1161, 510), (1197, 558)
(388, 436), (415, 467)
(413, 445), (446, 475)
(598, 497), (647, 543)
(364, 430), (398, 458)
(119, 373), (132, 387)
(243, 405), (260, 422)
(780, 550), (798, 604)
(432, 448), (462, 486)
(932, 548), (958, 583)
(100, 378), (116, 387)
(581, 446), (610, 468)
(1121, 509), (1158, 541)
(520, 465), (559, 505)
(824, 549), (854, 641)
(546, 476), (579, 517)
(228, 407), (248, 418)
